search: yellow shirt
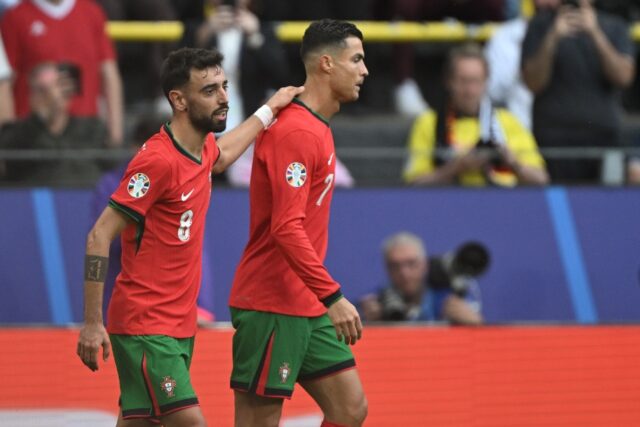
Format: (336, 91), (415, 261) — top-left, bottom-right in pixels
(403, 109), (545, 186)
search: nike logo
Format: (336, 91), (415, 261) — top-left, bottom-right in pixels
(181, 189), (195, 201)
(328, 153), (334, 165)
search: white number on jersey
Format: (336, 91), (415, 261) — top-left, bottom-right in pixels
(316, 173), (334, 206)
(178, 210), (193, 242)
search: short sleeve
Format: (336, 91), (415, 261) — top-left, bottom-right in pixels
(606, 16), (634, 58)
(521, 12), (552, 67)
(109, 149), (171, 221)
(403, 111), (437, 182)
(0, 11), (19, 73)
(91, 2), (116, 62)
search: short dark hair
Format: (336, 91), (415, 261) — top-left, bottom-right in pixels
(300, 19), (363, 62)
(160, 47), (224, 102)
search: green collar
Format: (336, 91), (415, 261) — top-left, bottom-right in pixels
(163, 122), (202, 165)
(292, 98), (330, 127)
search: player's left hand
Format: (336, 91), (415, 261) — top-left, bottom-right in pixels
(77, 322), (111, 372)
(265, 85), (305, 116)
(327, 297), (363, 346)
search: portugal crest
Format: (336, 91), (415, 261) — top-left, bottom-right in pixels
(285, 162), (307, 188)
(127, 173), (150, 198)
(161, 376), (177, 398)
(279, 362), (290, 383)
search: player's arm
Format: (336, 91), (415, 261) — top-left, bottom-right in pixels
(267, 131), (362, 344)
(77, 206), (130, 372)
(212, 85), (304, 174)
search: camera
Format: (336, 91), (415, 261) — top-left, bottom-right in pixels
(427, 241), (490, 297)
(475, 138), (507, 169)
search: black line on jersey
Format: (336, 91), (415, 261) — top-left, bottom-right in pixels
(108, 199), (145, 253)
(163, 122), (202, 165)
(292, 98), (329, 127)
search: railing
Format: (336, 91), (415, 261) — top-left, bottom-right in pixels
(1, 146), (637, 185)
(105, 20), (640, 43)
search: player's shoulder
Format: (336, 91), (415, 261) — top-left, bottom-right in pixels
(130, 129), (174, 166)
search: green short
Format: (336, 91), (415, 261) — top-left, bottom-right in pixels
(110, 334), (199, 420)
(229, 308), (355, 399)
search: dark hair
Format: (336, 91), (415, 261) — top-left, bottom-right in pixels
(300, 19), (363, 62)
(160, 47), (224, 103)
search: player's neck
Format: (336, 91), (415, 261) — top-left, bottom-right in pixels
(298, 79), (340, 120)
(168, 118), (205, 161)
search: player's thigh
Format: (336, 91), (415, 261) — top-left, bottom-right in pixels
(234, 390), (283, 427)
(300, 369), (367, 424)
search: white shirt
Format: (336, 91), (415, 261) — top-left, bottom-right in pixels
(485, 18), (533, 130)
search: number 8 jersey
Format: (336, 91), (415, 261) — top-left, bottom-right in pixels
(230, 99), (343, 317)
(108, 124), (220, 338)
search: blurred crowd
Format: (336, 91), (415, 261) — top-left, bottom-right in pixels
(1, 0), (640, 187)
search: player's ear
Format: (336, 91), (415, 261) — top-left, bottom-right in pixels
(169, 89), (187, 112)
(319, 54), (334, 74)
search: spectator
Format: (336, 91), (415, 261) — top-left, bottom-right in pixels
(0, 0), (124, 147)
(485, 0), (561, 131)
(360, 232), (483, 325)
(181, 0), (289, 129)
(0, 34), (14, 125)
(375, 0), (507, 116)
(0, 62), (108, 186)
(403, 43), (549, 187)
(521, 0), (635, 183)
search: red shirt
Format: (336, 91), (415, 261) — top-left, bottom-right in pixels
(229, 99), (343, 317)
(0, 0), (116, 117)
(108, 124), (220, 337)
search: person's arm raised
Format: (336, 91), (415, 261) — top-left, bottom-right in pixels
(212, 86), (304, 174)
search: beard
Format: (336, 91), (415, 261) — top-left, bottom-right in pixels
(188, 105), (228, 134)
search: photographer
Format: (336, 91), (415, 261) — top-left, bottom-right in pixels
(360, 232), (484, 325)
(403, 43), (549, 187)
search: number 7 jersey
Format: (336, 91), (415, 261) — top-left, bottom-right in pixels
(229, 99), (343, 317)
(107, 124), (220, 338)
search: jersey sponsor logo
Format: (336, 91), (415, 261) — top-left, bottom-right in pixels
(161, 376), (177, 398)
(279, 362), (291, 383)
(127, 173), (151, 198)
(286, 162), (307, 188)
(181, 189), (195, 201)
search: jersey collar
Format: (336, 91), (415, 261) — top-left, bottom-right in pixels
(292, 98), (329, 127)
(163, 122), (202, 165)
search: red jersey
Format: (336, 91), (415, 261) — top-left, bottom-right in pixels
(0, 0), (116, 118)
(229, 99), (343, 317)
(107, 124), (220, 337)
